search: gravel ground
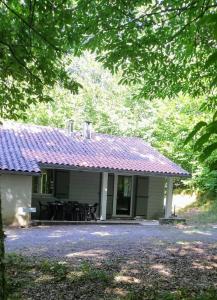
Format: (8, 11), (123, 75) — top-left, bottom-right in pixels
(5, 224), (217, 260)
(5, 224), (217, 299)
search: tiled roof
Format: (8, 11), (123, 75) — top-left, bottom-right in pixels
(0, 121), (189, 177)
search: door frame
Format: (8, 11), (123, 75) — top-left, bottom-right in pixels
(112, 174), (134, 217)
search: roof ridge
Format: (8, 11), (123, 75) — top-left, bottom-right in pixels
(2, 120), (148, 141)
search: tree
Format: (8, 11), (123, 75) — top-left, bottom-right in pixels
(0, 0), (80, 119)
(0, 1), (80, 298)
(71, 1), (217, 97)
(70, 0), (217, 159)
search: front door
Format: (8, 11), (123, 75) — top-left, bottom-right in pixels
(113, 175), (133, 216)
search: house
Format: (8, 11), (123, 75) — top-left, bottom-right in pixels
(0, 121), (189, 226)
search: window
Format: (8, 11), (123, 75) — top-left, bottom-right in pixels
(32, 170), (54, 194)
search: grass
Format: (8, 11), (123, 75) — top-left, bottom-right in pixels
(179, 198), (217, 224)
(80, 261), (112, 283)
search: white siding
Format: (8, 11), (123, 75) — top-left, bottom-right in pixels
(147, 177), (165, 219)
(1, 174), (32, 226)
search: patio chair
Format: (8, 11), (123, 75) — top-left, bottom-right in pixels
(66, 201), (79, 221)
(76, 203), (87, 221)
(38, 201), (49, 220)
(87, 203), (98, 221)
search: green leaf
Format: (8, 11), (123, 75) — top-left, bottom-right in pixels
(194, 132), (212, 150)
(213, 111), (217, 120)
(200, 142), (217, 161)
(206, 52), (217, 67)
(184, 121), (207, 145)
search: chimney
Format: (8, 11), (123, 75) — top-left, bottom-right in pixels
(66, 119), (74, 135)
(83, 121), (92, 139)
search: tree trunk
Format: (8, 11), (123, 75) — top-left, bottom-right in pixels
(0, 189), (6, 300)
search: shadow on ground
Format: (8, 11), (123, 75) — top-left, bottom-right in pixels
(5, 224), (217, 299)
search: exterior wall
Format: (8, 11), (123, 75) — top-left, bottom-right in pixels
(146, 177), (165, 219)
(134, 176), (149, 218)
(69, 171), (101, 216)
(0, 174), (32, 226)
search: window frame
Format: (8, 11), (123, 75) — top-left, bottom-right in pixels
(32, 169), (54, 196)
(112, 174), (134, 217)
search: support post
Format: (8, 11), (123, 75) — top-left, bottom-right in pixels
(100, 172), (108, 221)
(165, 177), (173, 218)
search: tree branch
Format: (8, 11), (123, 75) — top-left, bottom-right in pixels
(0, 40), (43, 84)
(1, 0), (61, 52)
(169, 1), (213, 42)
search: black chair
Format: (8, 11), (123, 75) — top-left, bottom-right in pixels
(39, 201), (49, 220)
(47, 200), (64, 220)
(76, 203), (86, 221)
(87, 203), (98, 221)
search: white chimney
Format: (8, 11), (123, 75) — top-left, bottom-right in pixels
(83, 121), (92, 139)
(66, 119), (74, 135)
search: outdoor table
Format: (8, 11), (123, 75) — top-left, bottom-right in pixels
(48, 201), (64, 220)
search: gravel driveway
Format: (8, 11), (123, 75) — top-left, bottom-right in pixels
(5, 224), (217, 299)
(5, 224), (217, 261)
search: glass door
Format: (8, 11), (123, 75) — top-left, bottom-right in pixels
(115, 175), (132, 216)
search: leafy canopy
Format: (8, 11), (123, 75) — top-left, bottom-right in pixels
(72, 0), (217, 99)
(0, 0), (80, 119)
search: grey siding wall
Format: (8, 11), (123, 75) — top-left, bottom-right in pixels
(147, 177), (165, 219)
(69, 171), (100, 204)
(135, 176), (149, 217)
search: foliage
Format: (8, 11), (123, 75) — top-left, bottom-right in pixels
(0, 0), (80, 119)
(71, 1), (217, 99)
(39, 260), (69, 281)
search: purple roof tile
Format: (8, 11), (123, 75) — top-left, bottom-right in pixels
(0, 122), (189, 176)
